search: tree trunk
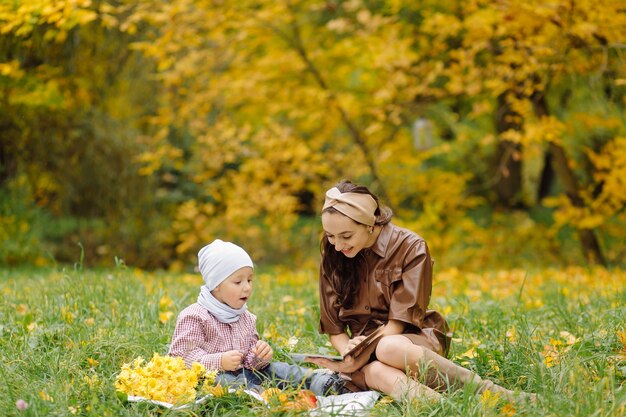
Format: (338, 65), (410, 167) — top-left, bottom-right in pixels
(532, 93), (606, 266)
(494, 93), (523, 208)
(537, 150), (555, 200)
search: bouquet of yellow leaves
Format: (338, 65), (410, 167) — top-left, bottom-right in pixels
(115, 353), (219, 406)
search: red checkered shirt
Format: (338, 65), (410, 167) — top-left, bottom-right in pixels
(168, 303), (270, 371)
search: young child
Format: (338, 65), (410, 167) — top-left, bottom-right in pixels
(169, 239), (343, 396)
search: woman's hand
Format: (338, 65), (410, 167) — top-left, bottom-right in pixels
(342, 335), (367, 356)
(308, 327), (387, 373)
(305, 336), (373, 374)
(221, 350), (243, 371)
(305, 354), (361, 373)
(253, 340), (273, 361)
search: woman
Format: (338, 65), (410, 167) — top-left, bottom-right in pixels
(306, 180), (533, 403)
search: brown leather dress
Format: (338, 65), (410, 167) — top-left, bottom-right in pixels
(319, 223), (452, 390)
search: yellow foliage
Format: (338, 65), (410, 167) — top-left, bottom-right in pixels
(3, 0), (625, 268)
(0, 60), (24, 77)
(0, 0), (98, 38)
(124, 0), (625, 266)
(545, 138), (626, 232)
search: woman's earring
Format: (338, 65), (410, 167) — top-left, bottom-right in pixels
(369, 227), (374, 234)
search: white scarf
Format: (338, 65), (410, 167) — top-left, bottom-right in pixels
(197, 285), (247, 323)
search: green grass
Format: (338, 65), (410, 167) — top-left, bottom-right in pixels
(1, 265), (624, 416)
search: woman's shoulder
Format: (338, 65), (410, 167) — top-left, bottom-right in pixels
(373, 223), (429, 263)
(370, 224), (433, 273)
(385, 223), (426, 248)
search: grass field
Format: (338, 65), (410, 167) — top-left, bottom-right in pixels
(1, 264), (624, 416)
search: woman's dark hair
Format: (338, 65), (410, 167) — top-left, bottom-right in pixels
(320, 180), (392, 308)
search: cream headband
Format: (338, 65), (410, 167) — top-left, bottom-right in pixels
(322, 187), (377, 226)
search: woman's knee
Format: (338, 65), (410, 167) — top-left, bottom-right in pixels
(363, 361), (405, 393)
(376, 336), (426, 368)
(363, 360), (389, 378)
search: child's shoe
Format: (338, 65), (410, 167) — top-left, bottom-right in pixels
(309, 370), (346, 395)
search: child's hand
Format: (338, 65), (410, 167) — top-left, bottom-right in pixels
(253, 340), (273, 361)
(221, 350), (243, 371)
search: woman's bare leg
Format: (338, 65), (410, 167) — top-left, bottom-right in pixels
(362, 361), (441, 402)
(375, 335), (532, 402)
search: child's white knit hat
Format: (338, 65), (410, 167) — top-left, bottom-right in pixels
(198, 239), (253, 290)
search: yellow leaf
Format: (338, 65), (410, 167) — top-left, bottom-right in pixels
(457, 347), (477, 359)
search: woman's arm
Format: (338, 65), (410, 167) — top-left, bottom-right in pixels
(330, 333), (351, 356)
(388, 240), (433, 328)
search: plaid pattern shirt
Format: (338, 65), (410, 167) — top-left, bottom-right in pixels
(168, 303), (270, 371)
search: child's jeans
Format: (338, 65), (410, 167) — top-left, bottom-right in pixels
(216, 361), (344, 396)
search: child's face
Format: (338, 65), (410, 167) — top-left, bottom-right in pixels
(211, 266), (254, 309)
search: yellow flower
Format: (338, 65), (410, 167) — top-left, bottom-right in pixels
(501, 403), (517, 416)
(61, 306), (75, 323)
(159, 311), (174, 324)
(84, 374), (100, 388)
(39, 390), (53, 402)
(506, 327), (517, 342)
(479, 389), (500, 408)
(203, 370), (218, 386)
(206, 384), (228, 397)
(159, 294), (174, 310)
(559, 331), (579, 346)
(115, 353), (210, 404)
(542, 344), (560, 367)
(87, 357), (99, 368)
(191, 361), (205, 376)
(488, 359), (500, 371)
(261, 387), (282, 402)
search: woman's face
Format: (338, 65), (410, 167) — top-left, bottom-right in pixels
(322, 211), (372, 258)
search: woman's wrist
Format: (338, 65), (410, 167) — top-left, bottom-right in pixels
(329, 333), (350, 355)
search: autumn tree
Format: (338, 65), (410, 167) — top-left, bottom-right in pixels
(2, 0), (624, 268)
(119, 0), (626, 266)
(126, 0), (477, 261)
(414, 0), (626, 264)
(0, 0), (172, 266)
